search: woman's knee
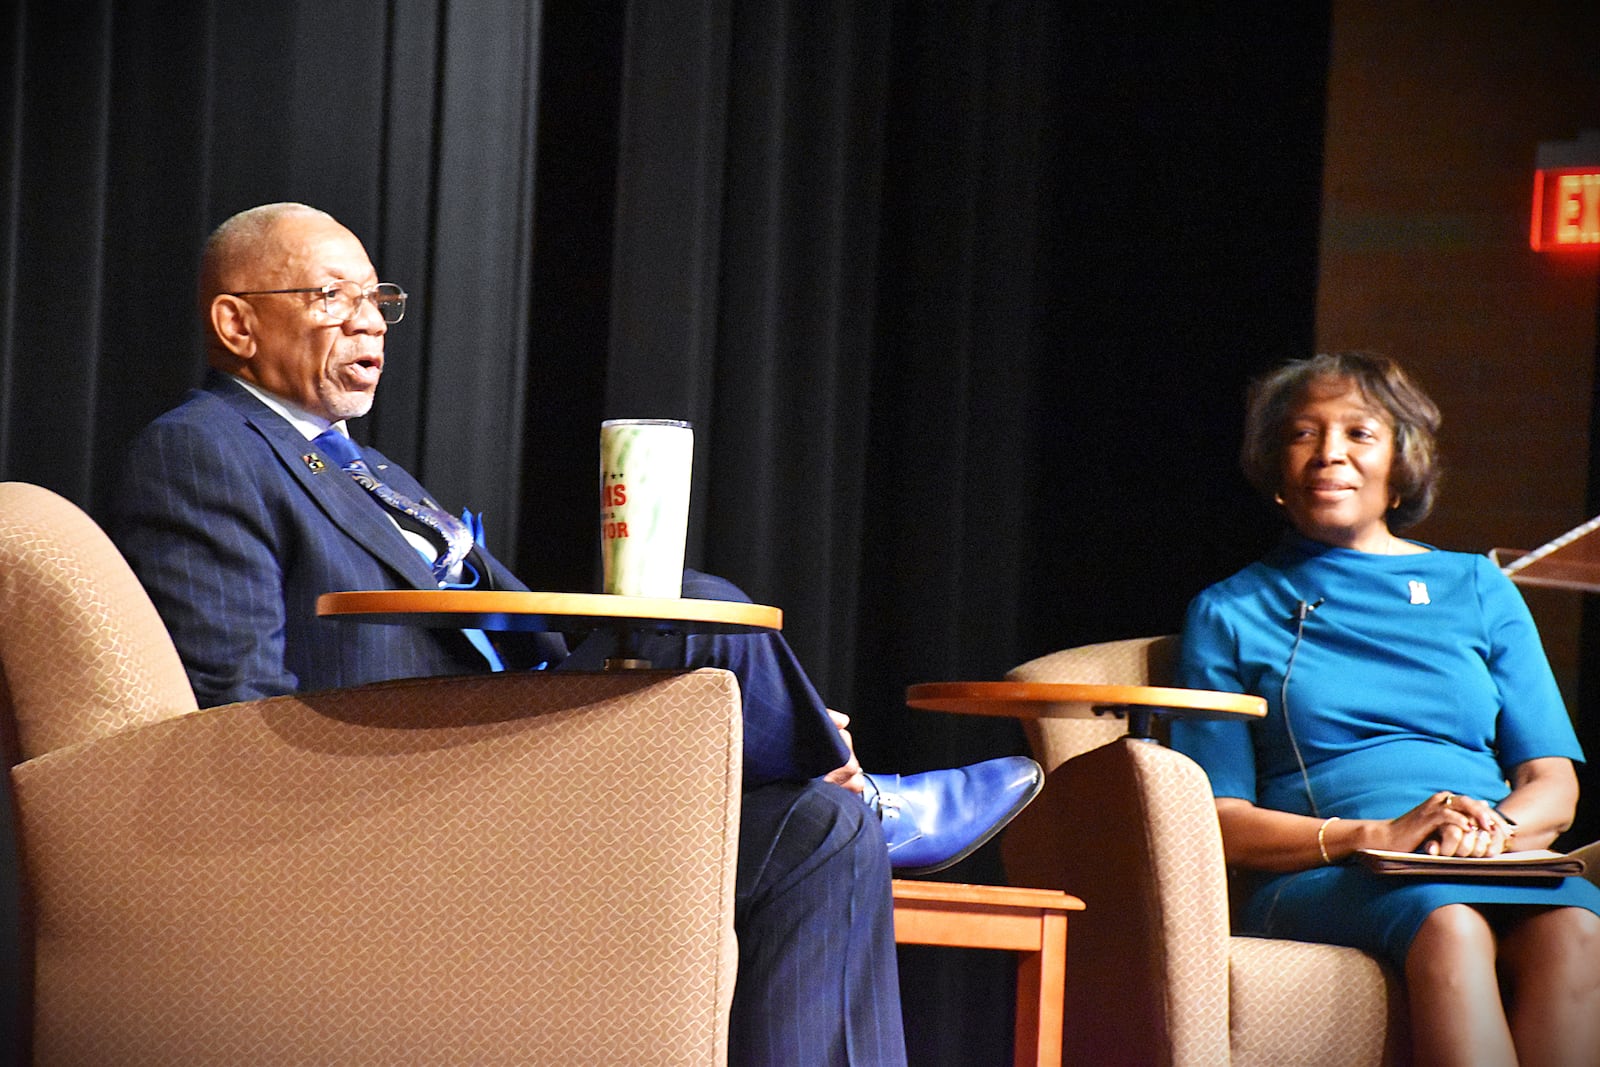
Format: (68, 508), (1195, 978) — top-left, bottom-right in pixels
(1408, 904), (1496, 979)
(1417, 903), (1495, 942)
(1502, 907), (1600, 987)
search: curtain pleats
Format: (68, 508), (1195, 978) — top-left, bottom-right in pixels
(1, 0), (542, 559)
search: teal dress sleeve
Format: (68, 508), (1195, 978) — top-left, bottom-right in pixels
(1171, 589), (1259, 802)
(1475, 555), (1585, 770)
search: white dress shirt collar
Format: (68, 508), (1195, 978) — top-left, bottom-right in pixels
(228, 374), (350, 443)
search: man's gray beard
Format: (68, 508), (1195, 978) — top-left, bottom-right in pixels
(323, 391), (375, 421)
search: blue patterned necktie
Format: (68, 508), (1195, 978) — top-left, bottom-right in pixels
(312, 429), (473, 584)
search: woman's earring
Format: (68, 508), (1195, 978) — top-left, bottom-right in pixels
(1274, 493), (1285, 506)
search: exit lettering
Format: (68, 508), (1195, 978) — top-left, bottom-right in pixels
(1531, 168), (1600, 251)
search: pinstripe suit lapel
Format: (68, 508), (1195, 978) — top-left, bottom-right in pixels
(208, 378), (441, 590)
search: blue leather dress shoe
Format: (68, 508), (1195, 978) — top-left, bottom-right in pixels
(861, 756), (1044, 875)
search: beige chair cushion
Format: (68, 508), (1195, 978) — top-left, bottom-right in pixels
(1228, 937), (1407, 1067)
(16, 668), (743, 1066)
(0, 482), (196, 762)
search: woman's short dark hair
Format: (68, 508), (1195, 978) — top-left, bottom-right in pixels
(1240, 352), (1442, 531)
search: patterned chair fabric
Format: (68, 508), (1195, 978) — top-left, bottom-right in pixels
(1001, 637), (1407, 1067)
(0, 481), (198, 763)
(1, 482), (743, 1065)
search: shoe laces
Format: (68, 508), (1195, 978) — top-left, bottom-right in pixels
(863, 774), (903, 821)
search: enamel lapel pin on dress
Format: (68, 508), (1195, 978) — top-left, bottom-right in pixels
(1409, 580), (1430, 605)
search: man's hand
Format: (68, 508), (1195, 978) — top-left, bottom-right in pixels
(820, 709), (865, 794)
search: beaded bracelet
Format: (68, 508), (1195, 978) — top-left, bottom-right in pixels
(1317, 816), (1342, 865)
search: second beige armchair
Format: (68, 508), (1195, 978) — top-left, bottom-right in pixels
(999, 636), (1408, 1067)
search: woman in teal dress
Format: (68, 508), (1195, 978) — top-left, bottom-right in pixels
(1171, 352), (1600, 1067)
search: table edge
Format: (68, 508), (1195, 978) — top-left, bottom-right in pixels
(317, 589), (783, 630)
(905, 680), (1265, 719)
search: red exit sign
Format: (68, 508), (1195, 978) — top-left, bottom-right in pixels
(1531, 168), (1600, 252)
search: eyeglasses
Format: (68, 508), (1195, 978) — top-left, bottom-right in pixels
(228, 281), (408, 324)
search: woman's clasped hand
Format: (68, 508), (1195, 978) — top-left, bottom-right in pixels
(1405, 791), (1514, 857)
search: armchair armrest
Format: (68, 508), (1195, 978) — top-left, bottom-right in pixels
(14, 668), (742, 1066)
(1003, 738), (1232, 1067)
(1005, 636), (1181, 773)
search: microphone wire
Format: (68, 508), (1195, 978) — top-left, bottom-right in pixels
(1281, 598), (1324, 818)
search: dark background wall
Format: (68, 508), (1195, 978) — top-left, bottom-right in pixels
(2, 2), (1595, 1061)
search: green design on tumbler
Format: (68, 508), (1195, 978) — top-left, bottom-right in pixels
(599, 419), (693, 597)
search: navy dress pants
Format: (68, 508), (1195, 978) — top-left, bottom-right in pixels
(730, 782), (906, 1066)
(561, 569), (852, 786)
(559, 570), (907, 1065)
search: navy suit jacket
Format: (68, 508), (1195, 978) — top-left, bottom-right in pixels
(111, 372), (566, 707)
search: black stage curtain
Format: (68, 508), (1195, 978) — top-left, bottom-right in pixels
(1, 0), (544, 549)
(577, 6), (1328, 1057)
(2, 1), (1331, 1059)
(591, 0), (1328, 739)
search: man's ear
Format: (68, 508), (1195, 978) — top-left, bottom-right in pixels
(210, 295), (256, 359)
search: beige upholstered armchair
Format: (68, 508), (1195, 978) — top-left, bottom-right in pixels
(0, 482), (743, 1065)
(999, 636), (1409, 1067)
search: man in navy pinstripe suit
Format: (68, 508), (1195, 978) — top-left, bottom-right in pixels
(111, 203), (1041, 1064)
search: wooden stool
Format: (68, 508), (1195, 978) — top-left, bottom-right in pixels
(892, 879), (1084, 1067)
